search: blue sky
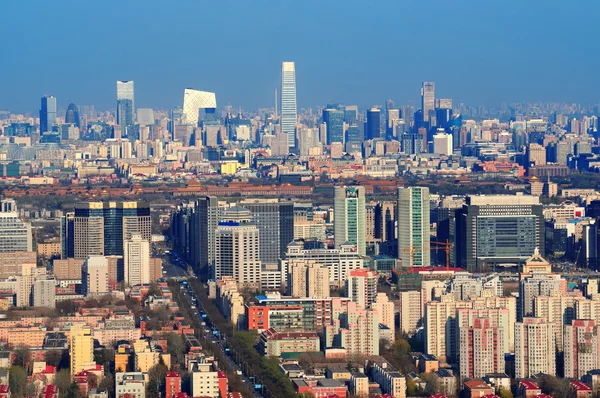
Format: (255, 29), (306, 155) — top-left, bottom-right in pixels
(1, 0), (598, 113)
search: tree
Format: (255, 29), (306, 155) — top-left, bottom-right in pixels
(9, 366), (27, 396)
(498, 387), (513, 398)
(56, 300), (78, 315)
(392, 337), (411, 355)
(407, 378), (418, 396)
(45, 349), (63, 368)
(99, 375), (115, 398)
(421, 373), (441, 396)
(55, 369), (72, 397)
(165, 332), (186, 367)
(12, 347), (31, 369)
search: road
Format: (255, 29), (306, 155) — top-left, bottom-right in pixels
(174, 279), (264, 398)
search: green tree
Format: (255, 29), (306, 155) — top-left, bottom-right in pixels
(498, 387), (513, 398)
(55, 369), (72, 398)
(392, 337), (411, 354)
(9, 366), (27, 396)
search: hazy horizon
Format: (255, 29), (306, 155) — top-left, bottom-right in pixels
(2, 0), (599, 113)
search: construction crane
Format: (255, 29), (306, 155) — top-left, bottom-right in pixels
(402, 240), (455, 269)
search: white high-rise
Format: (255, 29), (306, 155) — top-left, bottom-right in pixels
(334, 186), (366, 255)
(124, 233), (151, 286)
(421, 81), (435, 122)
(398, 187), (430, 267)
(281, 62), (297, 147)
(0, 198), (32, 252)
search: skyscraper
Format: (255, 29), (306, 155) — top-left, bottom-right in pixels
(334, 186), (366, 255)
(239, 199), (294, 264)
(323, 108), (345, 144)
(398, 187), (430, 267)
(71, 202), (151, 263)
(124, 233), (151, 286)
(421, 82), (435, 122)
(116, 80), (135, 127)
(40, 95), (57, 134)
(182, 89), (217, 127)
(366, 108), (381, 140)
(214, 207), (261, 288)
(188, 197), (219, 276)
(0, 199), (32, 252)
(281, 61), (297, 147)
(65, 103), (80, 128)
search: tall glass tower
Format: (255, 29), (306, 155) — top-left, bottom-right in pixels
(397, 187), (430, 267)
(65, 103), (80, 128)
(40, 95), (57, 134)
(116, 81), (135, 127)
(323, 108), (345, 144)
(421, 81), (435, 123)
(281, 61), (297, 147)
(334, 186), (366, 255)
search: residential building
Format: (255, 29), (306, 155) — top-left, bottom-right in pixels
(258, 328), (320, 356)
(334, 186), (366, 255)
(368, 360), (406, 398)
(372, 293), (395, 341)
(287, 261), (330, 298)
(515, 317), (556, 378)
(326, 302), (379, 357)
(459, 317), (504, 379)
(71, 325), (94, 375)
(115, 372), (145, 398)
(190, 362), (227, 398)
(564, 319), (600, 379)
(345, 268), (377, 309)
(82, 256), (109, 296)
(400, 290), (422, 335)
(33, 275), (56, 308)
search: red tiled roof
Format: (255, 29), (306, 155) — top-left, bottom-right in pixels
(571, 382), (591, 391)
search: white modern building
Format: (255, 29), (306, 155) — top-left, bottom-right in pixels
(124, 233), (151, 286)
(433, 132), (453, 156)
(0, 199), (32, 252)
(182, 88), (217, 126)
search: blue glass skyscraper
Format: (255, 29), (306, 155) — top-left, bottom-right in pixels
(366, 108), (381, 140)
(40, 95), (57, 134)
(323, 108), (345, 144)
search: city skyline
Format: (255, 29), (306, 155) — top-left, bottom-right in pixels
(2, 0), (600, 113)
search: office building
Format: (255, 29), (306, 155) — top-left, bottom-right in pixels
(334, 186), (366, 255)
(0, 199), (32, 253)
(366, 108), (382, 140)
(71, 325), (94, 375)
(65, 103), (80, 128)
(33, 275), (56, 309)
(287, 261), (330, 298)
(124, 233), (151, 286)
(116, 80), (135, 127)
(433, 132), (453, 155)
(240, 199), (294, 264)
(345, 268), (377, 309)
(456, 194), (544, 272)
(182, 88), (217, 127)
(459, 317), (505, 379)
(564, 319), (600, 379)
(398, 187), (430, 267)
(82, 256), (109, 296)
(71, 201), (150, 261)
(323, 108), (345, 144)
(282, 241), (364, 285)
(527, 143), (547, 167)
(214, 207), (261, 288)
(421, 82), (435, 122)
(187, 197), (219, 275)
(281, 61), (297, 147)
(515, 317), (556, 378)
(40, 95), (57, 134)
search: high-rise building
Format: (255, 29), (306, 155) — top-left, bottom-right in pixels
(239, 199), (294, 265)
(287, 261), (330, 298)
(515, 317), (556, 378)
(527, 143), (547, 167)
(40, 95), (57, 134)
(372, 292), (395, 341)
(82, 256), (109, 296)
(334, 186), (366, 255)
(33, 275), (56, 308)
(345, 268), (377, 309)
(399, 290), (422, 336)
(564, 319), (600, 379)
(214, 207), (261, 288)
(425, 295), (472, 362)
(421, 82), (435, 122)
(71, 201), (151, 263)
(281, 61), (297, 147)
(124, 233), (151, 286)
(116, 81), (135, 127)
(459, 317), (505, 379)
(182, 89), (217, 127)
(455, 195), (544, 272)
(65, 103), (80, 128)
(70, 325), (94, 375)
(0, 199), (32, 252)
(519, 272), (565, 321)
(374, 201), (396, 243)
(326, 302), (379, 357)
(366, 108), (382, 140)
(398, 187), (430, 267)
(187, 197), (219, 276)
(323, 108), (345, 144)
(433, 132), (453, 156)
